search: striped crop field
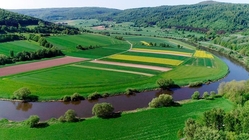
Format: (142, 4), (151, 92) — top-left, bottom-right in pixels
(108, 54), (183, 66)
(130, 48), (193, 57)
(194, 50), (214, 59)
(140, 41), (151, 46)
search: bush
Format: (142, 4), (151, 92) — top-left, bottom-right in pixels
(125, 88), (139, 95)
(88, 92), (102, 100)
(149, 94), (173, 108)
(210, 91), (216, 98)
(59, 109), (78, 122)
(13, 87), (31, 100)
(156, 79), (175, 89)
(71, 93), (84, 101)
(202, 92), (209, 99)
(192, 91), (200, 100)
(26, 115), (39, 128)
(189, 82), (203, 87)
(63, 95), (71, 102)
(92, 102), (114, 118)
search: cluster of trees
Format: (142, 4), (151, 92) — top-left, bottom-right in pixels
(0, 9), (80, 34)
(0, 47), (63, 65)
(218, 80), (249, 104)
(76, 45), (101, 50)
(62, 93), (85, 102)
(191, 91), (217, 100)
(114, 36), (124, 41)
(28, 34), (54, 48)
(0, 34), (24, 43)
(12, 87), (38, 101)
(181, 106), (249, 140)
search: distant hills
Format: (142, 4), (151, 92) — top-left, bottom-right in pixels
(10, 1), (249, 32)
(0, 8), (79, 34)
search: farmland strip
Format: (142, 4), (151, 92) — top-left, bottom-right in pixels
(130, 48), (192, 57)
(91, 60), (171, 71)
(0, 56), (87, 77)
(71, 65), (154, 77)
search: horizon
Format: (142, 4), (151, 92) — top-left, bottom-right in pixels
(2, 0), (249, 10)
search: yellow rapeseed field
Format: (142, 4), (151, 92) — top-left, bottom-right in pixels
(108, 54), (183, 66)
(141, 41), (151, 46)
(194, 50), (214, 59)
(131, 48), (193, 57)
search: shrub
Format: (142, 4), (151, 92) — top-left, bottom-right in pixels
(210, 91), (216, 98)
(63, 95), (71, 102)
(103, 93), (110, 98)
(13, 87), (31, 100)
(88, 92), (102, 100)
(189, 81), (203, 87)
(156, 79), (175, 89)
(26, 115), (39, 128)
(125, 88), (139, 95)
(65, 109), (77, 122)
(149, 94), (173, 108)
(59, 109), (78, 122)
(202, 92), (209, 99)
(192, 91), (200, 100)
(92, 102), (114, 118)
(71, 93), (84, 101)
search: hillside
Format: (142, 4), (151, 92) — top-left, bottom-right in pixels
(11, 7), (121, 21)
(0, 9), (79, 34)
(11, 2), (249, 32)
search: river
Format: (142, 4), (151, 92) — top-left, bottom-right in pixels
(1, 52), (249, 121)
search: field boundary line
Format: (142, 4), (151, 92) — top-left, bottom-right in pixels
(70, 64), (154, 77)
(91, 60), (172, 72)
(96, 40), (133, 60)
(129, 49), (192, 57)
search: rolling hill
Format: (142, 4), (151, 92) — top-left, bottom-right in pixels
(11, 1), (249, 32)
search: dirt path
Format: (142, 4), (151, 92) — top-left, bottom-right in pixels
(129, 49), (192, 57)
(91, 60), (172, 72)
(71, 64), (154, 77)
(0, 57), (87, 77)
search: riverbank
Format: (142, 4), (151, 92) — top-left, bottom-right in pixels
(0, 98), (234, 140)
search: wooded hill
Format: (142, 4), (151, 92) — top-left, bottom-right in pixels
(12, 1), (249, 32)
(0, 9), (79, 34)
(11, 7), (121, 21)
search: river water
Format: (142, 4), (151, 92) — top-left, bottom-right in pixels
(1, 52), (249, 121)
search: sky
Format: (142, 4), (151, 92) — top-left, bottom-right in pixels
(2, 0), (249, 10)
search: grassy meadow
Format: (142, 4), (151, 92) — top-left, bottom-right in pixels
(0, 40), (43, 56)
(0, 98), (234, 140)
(47, 34), (130, 58)
(0, 33), (229, 100)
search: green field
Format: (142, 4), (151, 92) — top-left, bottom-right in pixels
(0, 98), (234, 140)
(47, 34), (130, 58)
(0, 40), (43, 56)
(0, 34), (228, 100)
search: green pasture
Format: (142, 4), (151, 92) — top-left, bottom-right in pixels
(47, 34), (130, 58)
(0, 98), (234, 140)
(161, 56), (228, 85)
(78, 62), (161, 75)
(184, 58), (214, 67)
(0, 40), (43, 56)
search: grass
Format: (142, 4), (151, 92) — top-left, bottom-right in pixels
(47, 34), (130, 58)
(0, 40), (43, 56)
(78, 62), (162, 75)
(0, 98), (234, 140)
(160, 56), (228, 85)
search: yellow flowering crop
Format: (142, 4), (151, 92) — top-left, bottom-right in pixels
(194, 50), (214, 59)
(131, 48), (193, 57)
(109, 54), (183, 66)
(141, 41), (151, 46)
